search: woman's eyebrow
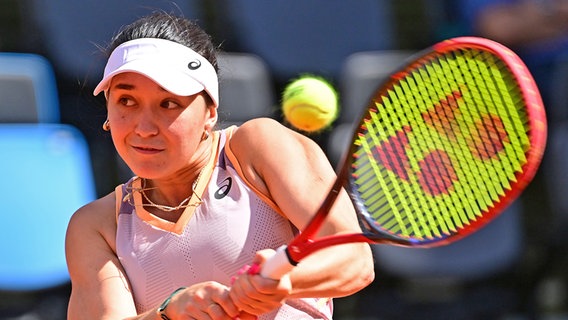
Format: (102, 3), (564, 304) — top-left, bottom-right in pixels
(112, 83), (169, 92)
(112, 83), (135, 91)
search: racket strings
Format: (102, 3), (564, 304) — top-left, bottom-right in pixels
(351, 48), (531, 241)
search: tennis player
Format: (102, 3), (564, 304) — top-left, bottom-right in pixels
(65, 12), (374, 320)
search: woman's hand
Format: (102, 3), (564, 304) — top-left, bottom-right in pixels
(228, 250), (292, 316)
(162, 282), (256, 320)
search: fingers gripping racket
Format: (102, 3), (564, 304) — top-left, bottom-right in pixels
(260, 37), (547, 280)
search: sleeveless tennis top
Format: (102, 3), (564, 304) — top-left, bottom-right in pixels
(115, 127), (333, 319)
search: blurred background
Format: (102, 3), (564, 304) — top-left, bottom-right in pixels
(0, 0), (567, 319)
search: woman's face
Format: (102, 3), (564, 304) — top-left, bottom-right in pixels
(106, 72), (216, 179)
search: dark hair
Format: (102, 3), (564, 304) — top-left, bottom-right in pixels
(107, 12), (218, 71)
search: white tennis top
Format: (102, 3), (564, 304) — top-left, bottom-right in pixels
(115, 127), (333, 319)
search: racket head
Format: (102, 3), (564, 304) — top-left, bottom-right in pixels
(344, 36), (547, 247)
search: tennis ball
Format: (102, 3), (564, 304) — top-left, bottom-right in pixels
(282, 76), (339, 132)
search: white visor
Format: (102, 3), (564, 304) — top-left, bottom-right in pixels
(93, 38), (219, 107)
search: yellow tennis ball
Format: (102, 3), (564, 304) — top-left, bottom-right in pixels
(282, 76), (339, 132)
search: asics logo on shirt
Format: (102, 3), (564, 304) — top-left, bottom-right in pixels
(214, 177), (232, 199)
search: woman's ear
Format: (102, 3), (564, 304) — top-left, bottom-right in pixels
(205, 104), (218, 130)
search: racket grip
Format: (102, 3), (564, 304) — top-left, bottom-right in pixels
(259, 245), (296, 280)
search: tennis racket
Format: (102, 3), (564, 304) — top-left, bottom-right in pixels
(260, 36), (547, 280)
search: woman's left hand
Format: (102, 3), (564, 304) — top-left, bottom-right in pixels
(229, 249), (292, 315)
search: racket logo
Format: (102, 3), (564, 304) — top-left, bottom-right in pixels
(416, 149), (457, 196)
(368, 89), (512, 196)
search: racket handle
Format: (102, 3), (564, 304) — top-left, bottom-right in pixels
(259, 245), (296, 280)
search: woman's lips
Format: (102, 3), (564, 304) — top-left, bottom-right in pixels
(133, 145), (163, 154)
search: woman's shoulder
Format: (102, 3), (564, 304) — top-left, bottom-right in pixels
(228, 117), (326, 175)
(70, 191), (116, 222)
(229, 118), (290, 159)
(233, 117), (282, 136)
(67, 191), (118, 249)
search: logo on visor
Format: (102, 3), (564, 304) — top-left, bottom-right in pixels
(188, 59), (201, 70)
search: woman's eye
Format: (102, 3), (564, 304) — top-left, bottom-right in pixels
(160, 100), (180, 109)
(118, 97), (135, 106)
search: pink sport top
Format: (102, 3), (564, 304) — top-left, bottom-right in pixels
(115, 127), (333, 319)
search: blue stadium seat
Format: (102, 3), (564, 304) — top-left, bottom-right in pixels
(0, 53), (60, 123)
(0, 124), (96, 291)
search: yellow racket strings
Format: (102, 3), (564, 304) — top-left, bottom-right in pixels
(351, 48), (530, 241)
